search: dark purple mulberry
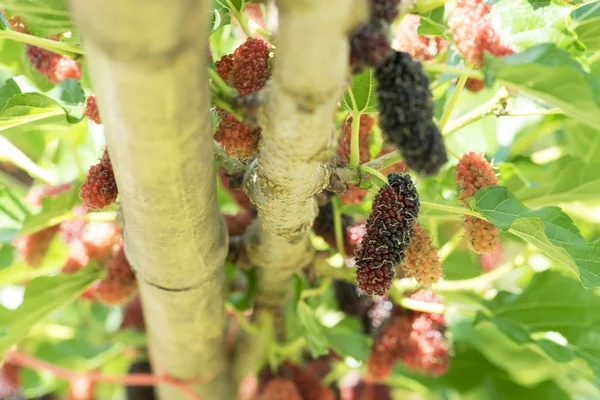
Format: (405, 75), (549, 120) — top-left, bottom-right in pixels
(375, 51), (448, 176)
(354, 173), (419, 296)
(349, 20), (392, 72)
(371, 0), (402, 23)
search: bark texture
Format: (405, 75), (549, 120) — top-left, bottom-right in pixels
(68, 1), (233, 399)
(243, 0), (367, 306)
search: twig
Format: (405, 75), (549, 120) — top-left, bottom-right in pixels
(420, 201), (481, 218)
(7, 350), (218, 400)
(443, 88), (510, 137)
(438, 72), (468, 131)
(0, 30), (83, 58)
(438, 228), (464, 263)
(422, 63), (483, 79)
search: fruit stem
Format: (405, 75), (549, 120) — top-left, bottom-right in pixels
(443, 88), (510, 137)
(225, 0), (255, 39)
(300, 277), (331, 299)
(438, 72), (468, 131)
(208, 68), (236, 97)
(422, 63), (483, 79)
(0, 30), (83, 58)
(420, 201), (481, 218)
(438, 228), (464, 263)
(332, 197), (347, 259)
(397, 296), (446, 314)
(361, 164), (388, 186)
(349, 110), (361, 170)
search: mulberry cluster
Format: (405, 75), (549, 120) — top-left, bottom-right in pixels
(367, 291), (449, 378)
(26, 44), (81, 84)
(455, 152), (499, 254)
(84, 96), (101, 124)
(375, 51), (448, 176)
(349, 0), (402, 71)
(93, 240), (137, 305)
(214, 38), (270, 159)
(80, 149), (118, 210)
(286, 363), (335, 400)
(400, 224), (442, 286)
(393, 15), (447, 61)
(355, 173), (419, 296)
(14, 183), (73, 267)
(448, 0), (514, 67)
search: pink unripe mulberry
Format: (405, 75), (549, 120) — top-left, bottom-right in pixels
(80, 149), (118, 210)
(26, 44), (81, 83)
(84, 96), (101, 124)
(400, 224), (442, 286)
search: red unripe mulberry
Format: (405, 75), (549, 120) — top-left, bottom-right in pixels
(66, 376), (95, 400)
(448, 0), (513, 67)
(95, 241), (137, 305)
(368, 291), (449, 378)
(285, 363), (335, 400)
(84, 96), (101, 124)
(455, 152), (499, 254)
(260, 378), (302, 400)
(479, 242), (503, 272)
(26, 44), (81, 84)
(80, 222), (121, 263)
(341, 382), (392, 400)
(224, 209), (255, 236)
(355, 173), (419, 296)
(120, 295), (146, 332)
(214, 110), (261, 159)
(80, 149), (118, 210)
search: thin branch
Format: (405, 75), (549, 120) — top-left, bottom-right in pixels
(422, 63), (483, 79)
(420, 201), (481, 218)
(7, 350), (216, 400)
(0, 30), (83, 58)
(361, 164), (388, 186)
(438, 72), (468, 131)
(443, 88), (510, 137)
(438, 228), (464, 263)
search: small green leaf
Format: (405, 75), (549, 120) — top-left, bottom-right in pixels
(46, 79), (85, 123)
(342, 69), (378, 114)
(485, 44), (600, 130)
(216, 0), (246, 13)
(490, 0), (579, 53)
(563, 121), (600, 164)
(417, 7), (449, 38)
(473, 186), (600, 286)
(324, 320), (371, 362)
(0, 264), (103, 354)
(297, 301), (329, 357)
(571, 1), (600, 52)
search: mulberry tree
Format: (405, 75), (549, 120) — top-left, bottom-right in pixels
(1, 0), (600, 399)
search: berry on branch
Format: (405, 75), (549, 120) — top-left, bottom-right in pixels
(350, 21), (392, 72)
(448, 0), (514, 67)
(261, 378), (302, 400)
(94, 240), (137, 305)
(455, 152), (499, 254)
(26, 44), (81, 84)
(84, 96), (101, 124)
(355, 173), (419, 296)
(375, 51), (448, 176)
(400, 223), (442, 287)
(479, 242), (502, 272)
(80, 149), (118, 210)
(368, 291), (449, 378)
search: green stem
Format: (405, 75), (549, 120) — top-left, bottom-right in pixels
(422, 63), (483, 79)
(300, 278), (331, 299)
(588, 52), (600, 65)
(443, 88), (510, 137)
(225, 0), (254, 39)
(420, 201), (481, 218)
(438, 72), (468, 131)
(398, 296), (446, 314)
(348, 107), (361, 169)
(502, 109), (562, 117)
(361, 165), (388, 186)
(0, 30), (83, 58)
(438, 228), (464, 263)
(254, 26), (273, 44)
(208, 68), (235, 97)
(331, 197), (346, 258)
(364, 150), (403, 171)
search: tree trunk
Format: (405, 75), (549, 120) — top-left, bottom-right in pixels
(68, 1), (233, 399)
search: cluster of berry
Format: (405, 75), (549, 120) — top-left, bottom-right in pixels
(79, 149), (118, 210)
(260, 361), (335, 400)
(214, 38), (271, 159)
(455, 152), (500, 254)
(367, 291), (449, 378)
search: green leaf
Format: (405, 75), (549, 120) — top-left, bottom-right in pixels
(2, 0), (75, 38)
(324, 319), (371, 362)
(490, 0), (579, 53)
(216, 0), (247, 13)
(417, 7), (449, 38)
(571, 1), (600, 52)
(342, 69), (378, 114)
(20, 182), (80, 236)
(481, 270), (600, 381)
(485, 44), (600, 130)
(473, 186), (600, 286)
(0, 185), (30, 243)
(0, 264), (103, 354)
(45, 79), (85, 123)
(297, 301), (329, 357)
(563, 121), (600, 164)
(513, 157), (600, 207)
